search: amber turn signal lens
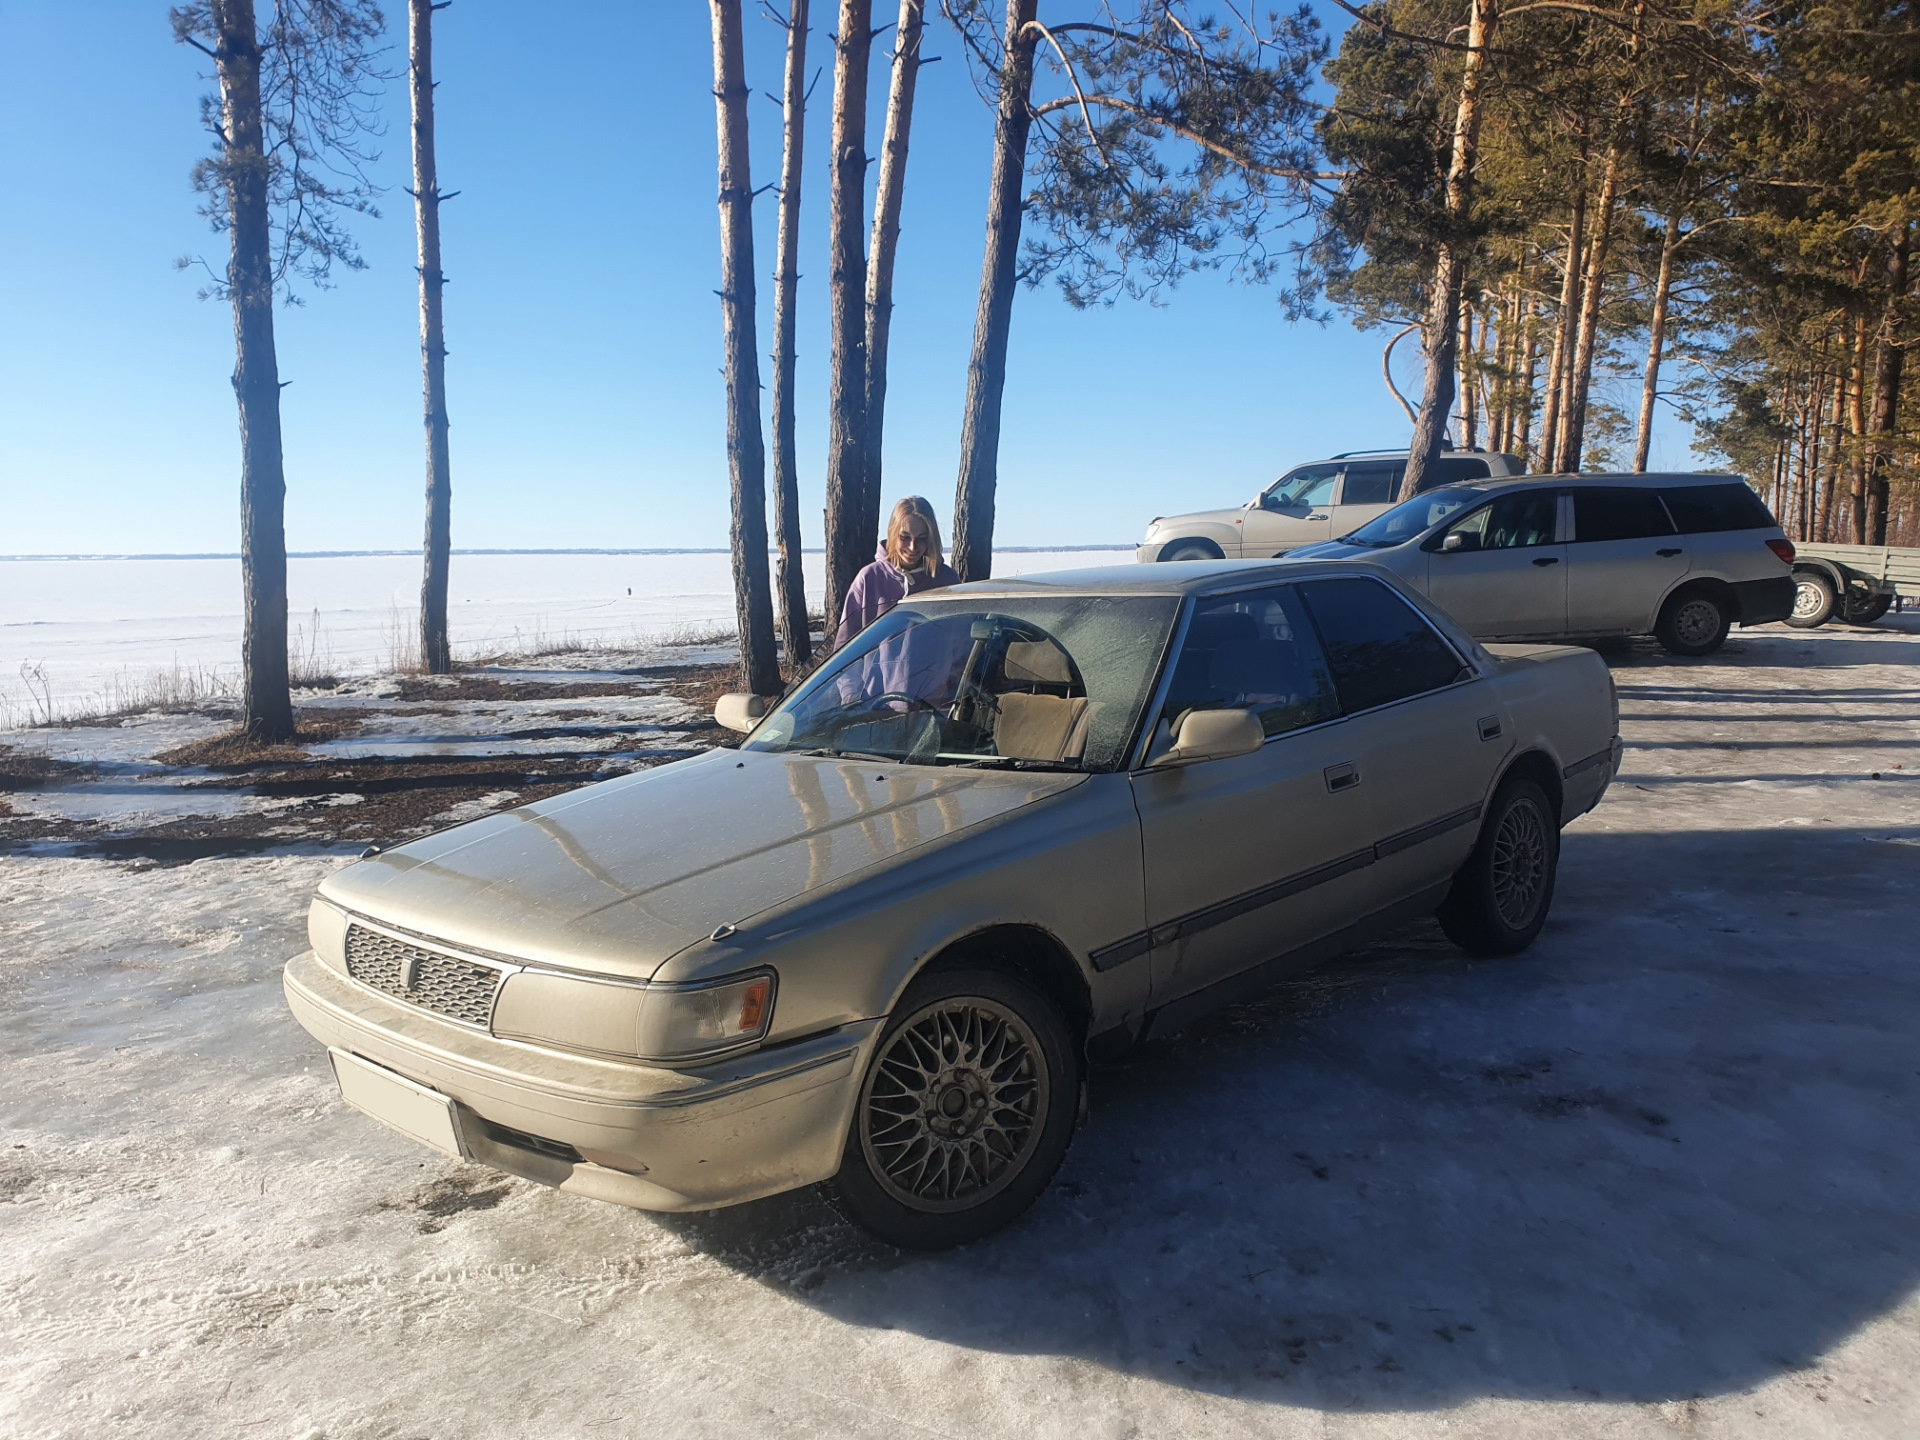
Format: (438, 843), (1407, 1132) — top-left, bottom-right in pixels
(736, 977), (771, 1032)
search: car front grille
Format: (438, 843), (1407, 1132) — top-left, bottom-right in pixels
(343, 924), (503, 1028)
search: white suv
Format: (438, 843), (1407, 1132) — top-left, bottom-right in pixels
(1285, 473), (1797, 656)
(1137, 449), (1526, 562)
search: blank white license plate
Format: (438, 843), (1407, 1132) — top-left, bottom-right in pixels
(329, 1049), (469, 1160)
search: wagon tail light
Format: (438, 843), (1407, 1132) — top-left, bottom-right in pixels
(1766, 538), (1796, 565)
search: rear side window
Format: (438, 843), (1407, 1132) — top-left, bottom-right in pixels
(1298, 577), (1467, 713)
(1339, 463), (1404, 505)
(1161, 586), (1340, 738)
(1659, 483), (1776, 533)
(1573, 486), (1675, 542)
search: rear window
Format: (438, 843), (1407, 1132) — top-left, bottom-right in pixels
(1298, 577), (1467, 713)
(1573, 486), (1675, 542)
(1658, 483), (1775, 534)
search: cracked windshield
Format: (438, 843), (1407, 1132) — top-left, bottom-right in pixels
(744, 595), (1181, 771)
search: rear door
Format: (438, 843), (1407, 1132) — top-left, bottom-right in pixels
(1329, 462), (1405, 539)
(1241, 466), (1338, 555)
(1296, 576), (1504, 903)
(1426, 488), (1569, 638)
(1565, 485), (1689, 632)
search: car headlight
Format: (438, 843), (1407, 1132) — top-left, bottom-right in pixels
(492, 966), (776, 1063)
(634, 971), (776, 1061)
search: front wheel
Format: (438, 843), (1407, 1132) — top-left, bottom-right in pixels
(1786, 571), (1836, 628)
(1655, 589), (1732, 656)
(834, 968), (1079, 1250)
(1438, 776), (1560, 956)
(1158, 541), (1221, 562)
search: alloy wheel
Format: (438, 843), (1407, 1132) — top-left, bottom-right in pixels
(858, 996), (1049, 1214)
(1490, 797), (1549, 928)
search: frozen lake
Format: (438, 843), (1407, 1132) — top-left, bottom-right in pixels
(0, 549), (1137, 722)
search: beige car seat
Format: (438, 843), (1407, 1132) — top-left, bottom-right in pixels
(993, 641), (1091, 762)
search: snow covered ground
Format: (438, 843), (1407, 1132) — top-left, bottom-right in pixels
(4, 618), (1919, 1439)
(0, 549), (1137, 724)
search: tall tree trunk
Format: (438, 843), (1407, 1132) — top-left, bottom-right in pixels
(1634, 208), (1682, 473)
(1399, 0), (1496, 499)
(1516, 298), (1539, 459)
(709, 0), (781, 696)
(211, 0), (293, 742)
(769, 0), (812, 669)
(951, 0), (1039, 578)
(1559, 142), (1621, 473)
(1817, 363), (1844, 542)
(863, 0), (926, 542)
(1866, 225), (1910, 546)
(1458, 297), (1478, 449)
(410, 0), (454, 676)
(1538, 184), (1586, 474)
(1848, 312), (1870, 544)
(822, 0), (874, 639)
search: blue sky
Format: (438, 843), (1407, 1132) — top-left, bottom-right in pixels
(0, 1), (1697, 557)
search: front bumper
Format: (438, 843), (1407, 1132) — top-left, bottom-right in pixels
(1135, 542), (1161, 564)
(284, 949), (881, 1212)
(1733, 575), (1796, 627)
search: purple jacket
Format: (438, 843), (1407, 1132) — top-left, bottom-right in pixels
(832, 543), (961, 649)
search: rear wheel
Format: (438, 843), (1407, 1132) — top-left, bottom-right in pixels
(1438, 776), (1560, 956)
(1786, 571), (1836, 628)
(1655, 588), (1732, 656)
(834, 968), (1078, 1250)
(1845, 591), (1892, 626)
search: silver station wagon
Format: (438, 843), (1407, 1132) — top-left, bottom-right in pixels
(1290, 472), (1797, 656)
(286, 563), (1619, 1248)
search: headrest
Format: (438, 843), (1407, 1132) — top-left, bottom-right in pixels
(1003, 640), (1073, 685)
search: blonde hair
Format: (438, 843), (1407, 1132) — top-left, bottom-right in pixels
(884, 496), (944, 576)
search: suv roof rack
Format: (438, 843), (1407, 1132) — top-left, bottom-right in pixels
(1330, 445), (1496, 459)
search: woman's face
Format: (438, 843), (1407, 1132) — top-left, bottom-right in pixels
(896, 516), (932, 567)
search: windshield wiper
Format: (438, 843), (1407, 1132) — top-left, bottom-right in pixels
(950, 755), (1084, 772)
(785, 746), (898, 763)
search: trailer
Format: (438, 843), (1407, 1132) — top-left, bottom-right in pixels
(1787, 543), (1920, 627)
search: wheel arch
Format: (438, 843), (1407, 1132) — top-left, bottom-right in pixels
(1660, 573), (1741, 621)
(917, 923), (1093, 1045)
(1791, 557), (1849, 592)
(1156, 536), (1226, 561)
(1493, 748), (1566, 828)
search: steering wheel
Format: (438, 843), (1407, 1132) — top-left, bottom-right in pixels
(865, 692), (938, 714)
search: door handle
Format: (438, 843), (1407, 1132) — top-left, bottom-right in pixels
(1324, 762), (1361, 793)
(1531, 556), (1560, 566)
(1307, 513), (1329, 521)
(1657, 547), (1682, 557)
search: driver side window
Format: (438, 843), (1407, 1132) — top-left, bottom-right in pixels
(1264, 466), (1340, 511)
(1158, 586), (1340, 742)
(1441, 492), (1559, 552)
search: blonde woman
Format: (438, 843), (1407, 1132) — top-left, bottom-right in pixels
(833, 496), (961, 648)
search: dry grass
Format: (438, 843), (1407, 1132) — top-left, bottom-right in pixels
(0, 744), (97, 791)
(152, 710), (368, 770)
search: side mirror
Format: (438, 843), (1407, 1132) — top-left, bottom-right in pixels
(1150, 707), (1264, 768)
(714, 693), (773, 733)
(1440, 531), (1465, 552)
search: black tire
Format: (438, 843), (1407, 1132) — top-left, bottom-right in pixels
(1654, 587), (1733, 656)
(1845, 591), (1893, 626)
(1786, 571), (1836, 628)
(1159, 540), (1221, 562)
(1437, 776), (1560, 957)
(833, 968), (1079, 1250)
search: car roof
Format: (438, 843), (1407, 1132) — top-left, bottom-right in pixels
(936, 558), (1396, 601)
(1444, 470), (1744, 492)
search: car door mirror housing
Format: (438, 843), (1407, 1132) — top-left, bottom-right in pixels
(1440, 531), (1465, 552)
(714, 693), (772, 733)
(1150, 707), (1265, 768)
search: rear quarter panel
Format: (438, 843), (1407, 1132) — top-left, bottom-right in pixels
(1480, 644), (1617, 822)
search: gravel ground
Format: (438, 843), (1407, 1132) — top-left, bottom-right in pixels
(3, 618), (1918, 1440)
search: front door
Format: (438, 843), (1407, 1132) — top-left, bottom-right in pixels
(1565, 485), (1691, 633)
(1131, 585), (1377, 1004)
(1241, 465), (1339, 556)
(1426, 489), (1569, 638)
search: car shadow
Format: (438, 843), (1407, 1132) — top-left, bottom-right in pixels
(661, 824), (1920, 1411)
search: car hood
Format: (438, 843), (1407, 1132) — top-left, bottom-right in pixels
(317, 746), (1083, 980)
(1287, 539), (1381, 559)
